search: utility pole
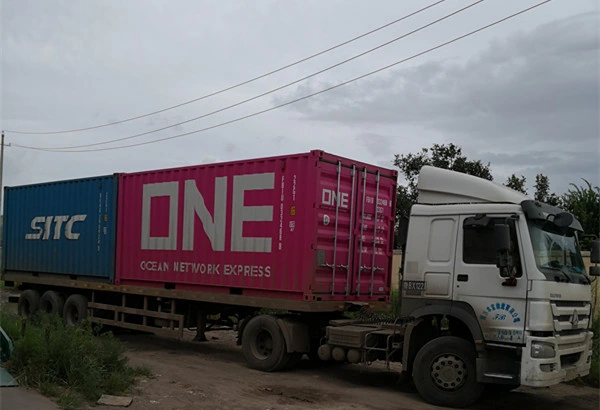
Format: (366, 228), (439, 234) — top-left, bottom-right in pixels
(0, 130), (4, 213)
(0, 130), (8, 215)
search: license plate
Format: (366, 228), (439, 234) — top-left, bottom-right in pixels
(565, 369), (578, 381)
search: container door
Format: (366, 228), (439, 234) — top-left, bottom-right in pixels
(314, 160), (394, 297)
(315, 161), (357, 295)
(349, 168), (394, 296)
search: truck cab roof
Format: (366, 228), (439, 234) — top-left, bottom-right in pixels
(417, 166), (530, 205)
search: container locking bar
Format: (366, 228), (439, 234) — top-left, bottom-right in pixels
(370, 171), (381, 297)
(331, 161), (342, 296)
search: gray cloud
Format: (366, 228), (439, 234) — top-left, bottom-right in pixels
(1, 1), (597, 199)
(280, 12), (599, 193)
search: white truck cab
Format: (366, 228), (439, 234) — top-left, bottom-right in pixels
(400, 166), (594, 405)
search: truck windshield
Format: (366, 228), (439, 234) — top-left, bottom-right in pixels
(527, 220), (588, 284)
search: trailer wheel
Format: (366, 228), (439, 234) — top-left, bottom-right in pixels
(413, 336), (483, 408)
(18, 290), (41, 319)
(39, 291), (65, 316)
(63, 294), (88, 327)
(242, 315), (288, 372)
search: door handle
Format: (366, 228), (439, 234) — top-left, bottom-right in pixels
(457, 274), (469, 282)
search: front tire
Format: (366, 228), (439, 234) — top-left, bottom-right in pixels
(242, 315), (289, 372)
(413, 336), (483, 408)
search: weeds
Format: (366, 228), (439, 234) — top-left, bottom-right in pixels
(0, 310), (150, 409)
(582, 317), (599, 388)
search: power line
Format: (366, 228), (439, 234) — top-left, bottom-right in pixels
(6, 0), (447, 135)
(12, 0), (551, 154)
(15, 0), (485, 151)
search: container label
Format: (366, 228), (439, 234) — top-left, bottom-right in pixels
(25, 215), (88, 240)
(140, 173), (275, 253)
(139, 260), (271, 278)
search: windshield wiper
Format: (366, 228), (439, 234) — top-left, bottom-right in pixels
(541, 264), (571, 282)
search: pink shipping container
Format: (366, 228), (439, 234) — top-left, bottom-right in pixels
(115, 150), (397, 310)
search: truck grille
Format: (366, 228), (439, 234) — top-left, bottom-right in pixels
(560, 352), (582, 368)
(550, 300), (590, 335)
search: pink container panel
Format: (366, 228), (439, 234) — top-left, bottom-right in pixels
(312, 152), (397, 301)
(116, 152), (316, 298)
(115, 150), (397, 304)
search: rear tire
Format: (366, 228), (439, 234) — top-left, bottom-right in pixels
(413, 336), (483, 408)
(39, 291), (65, 316)
(17, 290), (41, 319)
(63, 294), (88, 327)
(242, 315), (289, 372)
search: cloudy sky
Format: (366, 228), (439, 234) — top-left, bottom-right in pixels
(1, 0), (598, 198)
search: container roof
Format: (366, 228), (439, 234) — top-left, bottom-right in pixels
(417, 166), (530, 205)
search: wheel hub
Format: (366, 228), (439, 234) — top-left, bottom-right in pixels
(431, 354), (467, 391)
(253, 330), (274, 359)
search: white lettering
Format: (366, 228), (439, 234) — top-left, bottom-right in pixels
(25, 215), (87, 241)
(322, 189), (349, 209)
(65, 215), (87, 240)
(183, 178), (226, 251)
(141, 173), (275, 252)
(25, 216), (45, 240)
(53, 216), (69, 240)
(141, 182), (178, 250)
(231, 173), (274, 252)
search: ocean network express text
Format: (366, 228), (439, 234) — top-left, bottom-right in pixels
(140, 260), (271, 278)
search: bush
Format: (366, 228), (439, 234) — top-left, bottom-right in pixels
(582, 317), (599, 388)
(0, 310), (150, 409)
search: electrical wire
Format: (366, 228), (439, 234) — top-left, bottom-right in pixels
(5, 0), (447, 135)
(12, 0), (551, 153)
(14, 0), (485, 151)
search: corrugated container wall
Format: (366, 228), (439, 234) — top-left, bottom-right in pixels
(116, 150), (397, 303)
(2, 176), (118, 280)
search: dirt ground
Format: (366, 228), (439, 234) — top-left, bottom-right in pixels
(90, 329), (599, 410)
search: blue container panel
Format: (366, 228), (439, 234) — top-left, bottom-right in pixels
(3, 175), (118, 281)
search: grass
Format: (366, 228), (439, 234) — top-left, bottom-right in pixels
(0, 310), (151, 410)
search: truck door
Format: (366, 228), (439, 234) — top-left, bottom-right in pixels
(453, 215), (527, 344)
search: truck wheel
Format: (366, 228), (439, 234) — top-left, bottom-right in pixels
(63, 294), (88, 327)
(39, 291), (65, 316)
(242, 315), (288, 372)
(18, 290), (41, 319)
(413, 336), (483, 408)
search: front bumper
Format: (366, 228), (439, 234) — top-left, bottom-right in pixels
(520, 331), (593, 387)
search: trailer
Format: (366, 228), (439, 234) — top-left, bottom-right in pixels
(2, 150), (597, 407)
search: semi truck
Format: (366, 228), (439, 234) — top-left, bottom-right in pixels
(2, 150), (597, 407)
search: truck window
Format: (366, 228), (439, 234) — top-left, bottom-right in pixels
(463, 218), (522, 277)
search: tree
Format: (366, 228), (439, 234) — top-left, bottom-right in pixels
(505, 174), (527, 194)
(534, 174), (560, 206)
(393, 143), (493, 222)
(560, 179), (600, 250)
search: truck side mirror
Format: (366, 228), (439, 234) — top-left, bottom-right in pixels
(494, 224), (514, 281)
(494, 224), (510, 253)
(553, 212), (573, 228)
(591, 239), (600, 264)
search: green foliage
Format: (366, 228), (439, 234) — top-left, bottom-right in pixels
(582, 317), (599, 387)
(393, 143), (493, 224)
(505, 174), (527, 194)
(561, 179), (600, 250)
(0, 311), (150, 409)
(534, 174), (561, 206)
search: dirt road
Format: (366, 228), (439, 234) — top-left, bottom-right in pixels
(97, 330), (599, 410)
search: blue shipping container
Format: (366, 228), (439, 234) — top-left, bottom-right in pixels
(2, 175), (118, 281)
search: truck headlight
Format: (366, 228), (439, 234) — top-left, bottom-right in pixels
(531, 341), (555, 359)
